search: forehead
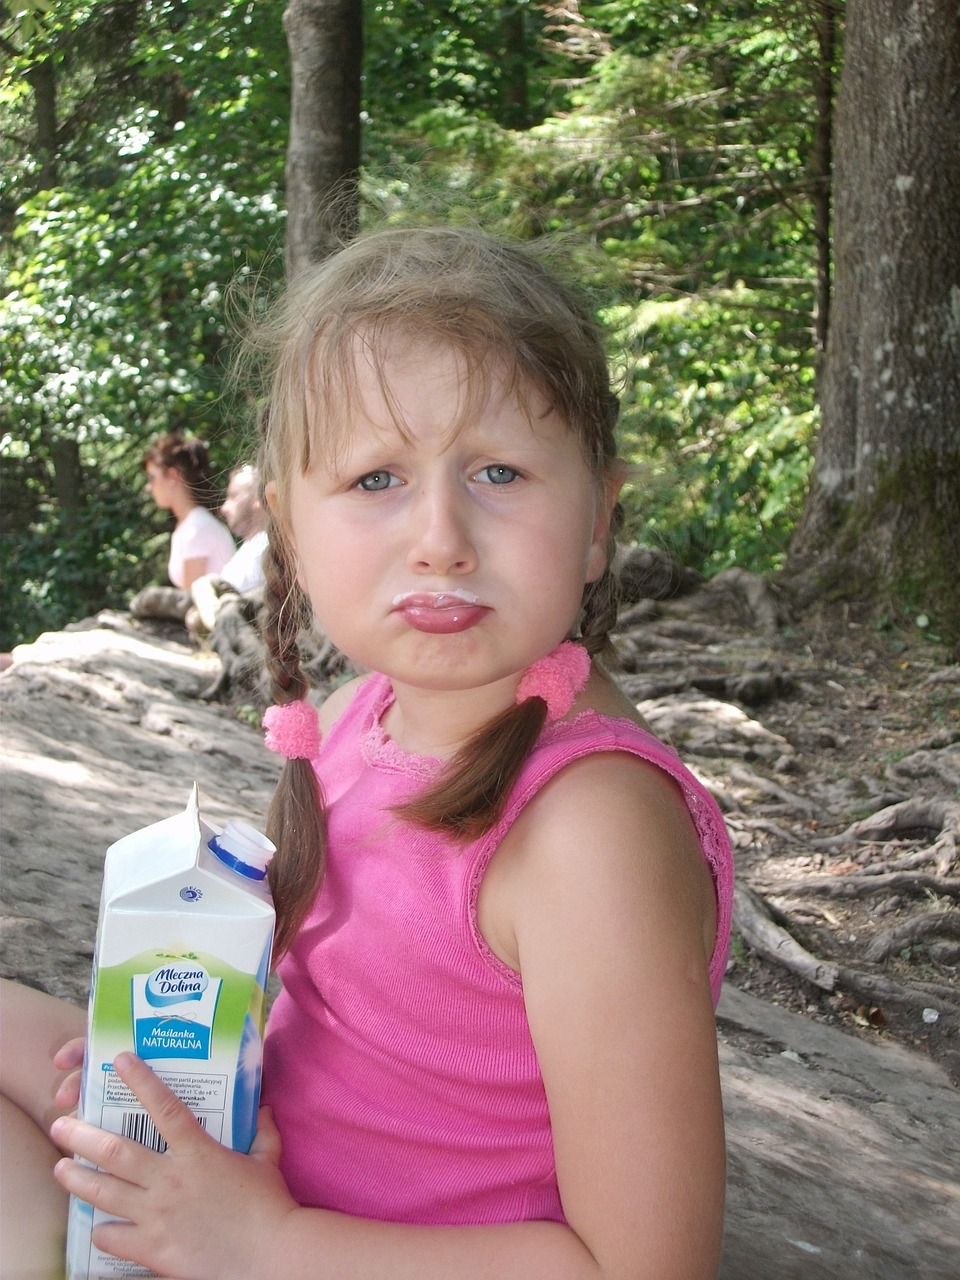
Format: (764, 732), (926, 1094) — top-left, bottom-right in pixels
(226, 469), (256, 497)
(304, 331), (557, 462)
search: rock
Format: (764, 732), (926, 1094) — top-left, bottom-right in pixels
(718, 986), (960, 1279)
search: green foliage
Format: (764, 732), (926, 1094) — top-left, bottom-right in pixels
(610, 293), (815, 572)
(0, 459), (165, 644)
(3, 0), (839, 647)
(1, 0), (288, 648)
(360, 0), (826, 577)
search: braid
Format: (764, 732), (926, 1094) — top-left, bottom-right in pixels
(261, 520), (327, 959)
(396, 698), (548, 842)
(579, 499), (625, 658)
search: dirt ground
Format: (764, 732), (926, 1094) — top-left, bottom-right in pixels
(697, 617), (957, 1077)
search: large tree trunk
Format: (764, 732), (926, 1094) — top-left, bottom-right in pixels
(788, 0), (960, 646)
(809, 1), (837, 363)
(283, 0), (362, 279)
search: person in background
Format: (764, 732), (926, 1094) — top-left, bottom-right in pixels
(190, 463), (269, 632)
(143, 432), (236, 590)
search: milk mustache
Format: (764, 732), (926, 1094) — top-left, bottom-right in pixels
(65, 786), (276, 1280)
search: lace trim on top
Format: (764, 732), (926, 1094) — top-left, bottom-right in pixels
(357, 674), (444, 783)
(356, 672), (605, 780)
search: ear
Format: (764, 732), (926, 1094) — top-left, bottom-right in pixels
(585, 465), (625, 584)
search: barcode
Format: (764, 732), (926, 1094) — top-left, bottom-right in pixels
(119, 1111), (208, 1153)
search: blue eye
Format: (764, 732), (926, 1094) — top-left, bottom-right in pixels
(357, 470), (396, 491)
(477, 464), (519, 485)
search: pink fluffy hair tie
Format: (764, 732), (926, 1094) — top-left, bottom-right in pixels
(262, 699), (322, 760)
(515, 641), (591, 722)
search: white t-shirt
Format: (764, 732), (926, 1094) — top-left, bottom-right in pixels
(220, 529), (269, 593)
(168, 507), (236, 588)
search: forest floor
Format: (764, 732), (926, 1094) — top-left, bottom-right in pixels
(611, 580), (960, 1086)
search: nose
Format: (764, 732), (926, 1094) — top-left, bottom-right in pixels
(407, 481), (478, 576)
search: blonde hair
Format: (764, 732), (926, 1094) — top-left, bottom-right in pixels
(251, 226), (623, 957)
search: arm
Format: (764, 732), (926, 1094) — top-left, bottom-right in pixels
(51, 755), (723, 1280)
(180, 556), (210, 591)
(189, 573), (231, 631)
(503, 753), (725, 1279)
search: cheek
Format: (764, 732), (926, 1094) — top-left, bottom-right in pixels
(292, 521), (360, 615)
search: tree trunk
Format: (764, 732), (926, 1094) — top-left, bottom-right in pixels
(283, 0), (362, 279)
(498, 3), (531, 129)
(787, 0), (960, 646)
(809, 1), (837, 364)
(27, 56), (58, 190)
(49, 437), (84, 537)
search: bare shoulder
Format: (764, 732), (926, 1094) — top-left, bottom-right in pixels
(316, 672), (374, 734)
(480, 747), (717, 975)
(530, 752), (711, 931)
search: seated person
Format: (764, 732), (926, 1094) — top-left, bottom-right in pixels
(190, 464), (269, 632)
(143, 432), (236, 589)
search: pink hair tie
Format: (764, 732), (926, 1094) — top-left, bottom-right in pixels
(515, 641), (591, 723)
(262, 700), (322, 760)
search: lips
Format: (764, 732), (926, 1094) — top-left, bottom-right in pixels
(392, 591), (489, 635)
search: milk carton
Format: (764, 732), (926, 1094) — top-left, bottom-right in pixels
(65, 785), (276, 1280)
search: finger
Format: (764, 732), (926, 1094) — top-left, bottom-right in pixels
(54, 1155), (146, 1224)
(50, 1115), (158, 1187)
(54, 1067), (83, 1111)
(53, 1035), (86, 1071)
(248, 1106), (283, 1167)
(112, 1052), (210, 1154)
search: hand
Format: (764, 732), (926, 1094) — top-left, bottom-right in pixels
(51, 1052), (300, 1280)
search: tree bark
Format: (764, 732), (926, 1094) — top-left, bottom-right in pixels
(49, 437), (84, 537)
(788, 0), (960, 645)
(498, 3), (531, 129)
(809, 1), (837, 364)
(283, 0), (362, 279)
(27, 55), (58, 191)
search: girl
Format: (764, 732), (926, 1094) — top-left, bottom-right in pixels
(2, 226), (733, 1279)
(143, 431), (236, 590)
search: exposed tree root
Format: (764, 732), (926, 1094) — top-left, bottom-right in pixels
(733, 884), (839, 991)
(863, 907), (960, 962)
(836, 966), (960, 1023)
(735, 886), (960, 1028)
(822, 796), (960, 876)
(758, 872), (960, 900)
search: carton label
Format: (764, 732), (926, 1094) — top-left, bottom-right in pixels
(132, 964), (222, 1059)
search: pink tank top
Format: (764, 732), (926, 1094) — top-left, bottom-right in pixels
(262, 674), (733, 1225)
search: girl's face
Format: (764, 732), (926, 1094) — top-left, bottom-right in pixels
(144, 464), (180, 511)
(282, 339), (616, 700)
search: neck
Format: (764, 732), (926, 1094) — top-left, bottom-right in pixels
(171, 491), (197, 522)
(383, 674), (519, 759)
